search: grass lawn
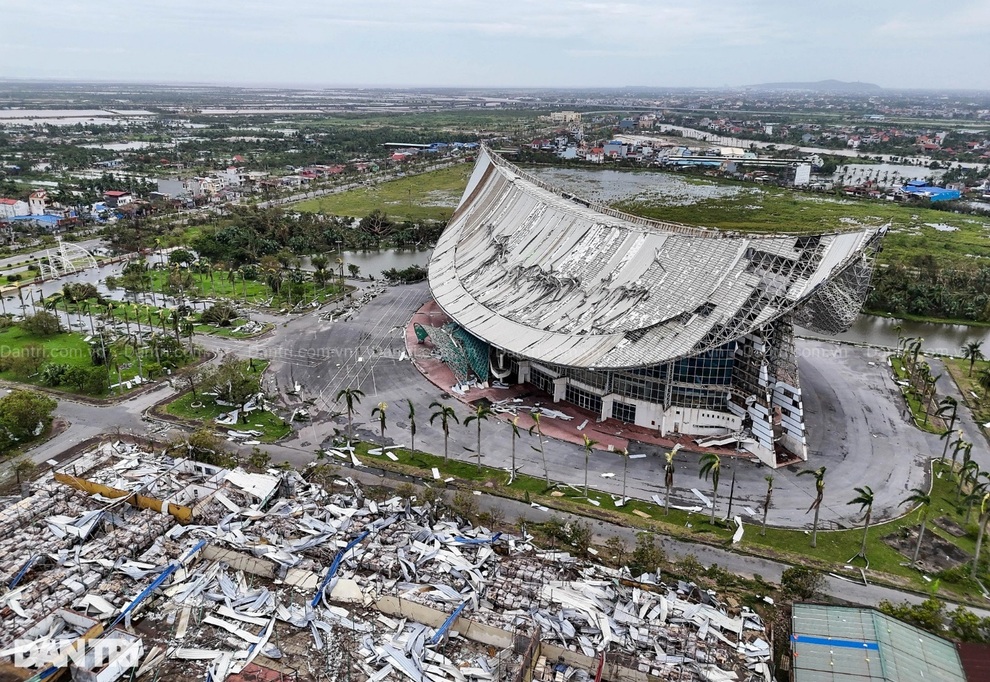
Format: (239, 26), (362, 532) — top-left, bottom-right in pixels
(345, 439), (988, 601)
(890, 356), (945, 434)
(164, 360), (291, 443)
(293, 164), (472, 221)
(747, 460), (978, 592)
(944, 357), (990, 426)
(142, 268), (349, 309)
(61, 298), (274, 340)
(0, 325), (156, 396)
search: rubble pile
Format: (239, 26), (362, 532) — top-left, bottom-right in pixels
(0, 442), (773, 681)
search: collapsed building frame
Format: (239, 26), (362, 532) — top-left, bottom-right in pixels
(428, 148), (884, 466)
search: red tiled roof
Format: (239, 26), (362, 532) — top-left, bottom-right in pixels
(104, 190), (130, 197)
(0, 198), (18, 205)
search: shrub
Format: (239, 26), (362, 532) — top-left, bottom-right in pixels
(780, 566), (825, 601)
(630, 532), (666, 576)
(9, 343), (48, 378)
(451, 491), (479, 519)
(201, 303), (238, 327)
(40, 363), (70, 387)
(21, 311), (61, 336)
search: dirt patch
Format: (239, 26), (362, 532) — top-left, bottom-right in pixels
(884, 526), (970, 574)
(933, 515), (968, 538)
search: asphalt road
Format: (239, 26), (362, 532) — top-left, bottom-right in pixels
(196, 280), (947, 531)
(6, 277), (989, 617)
(3, 280), (974, 532)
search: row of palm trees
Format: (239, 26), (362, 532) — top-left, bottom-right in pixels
(792, 447), (990, 578)
(330, 387), (989, 579)
(332, 387), (558, 489)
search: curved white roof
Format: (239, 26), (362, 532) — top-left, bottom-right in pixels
(429, 149), (882, 369)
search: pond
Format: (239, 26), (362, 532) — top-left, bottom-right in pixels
(797, 314), (990, 357)
(304, 247), (433, 278)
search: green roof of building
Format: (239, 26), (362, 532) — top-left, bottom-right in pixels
(791, 603), (966, 682)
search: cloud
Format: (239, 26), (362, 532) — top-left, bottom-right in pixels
(876, 1), (990, 38)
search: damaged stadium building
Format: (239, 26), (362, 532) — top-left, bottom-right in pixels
(426, 149), (884, 467)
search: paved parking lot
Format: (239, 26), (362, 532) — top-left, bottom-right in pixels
(253, 282), (946, 529)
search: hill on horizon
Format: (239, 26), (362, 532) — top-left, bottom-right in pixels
(745, 79), (882, 93)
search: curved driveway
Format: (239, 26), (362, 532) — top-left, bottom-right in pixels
(9, 280), (963, 531)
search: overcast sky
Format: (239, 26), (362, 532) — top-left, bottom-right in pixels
(1, 0), (986, 91)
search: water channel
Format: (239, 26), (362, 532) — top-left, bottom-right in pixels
(797, 315), (988, 356)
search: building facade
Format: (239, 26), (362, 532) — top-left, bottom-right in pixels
(427, 149), (882, 467)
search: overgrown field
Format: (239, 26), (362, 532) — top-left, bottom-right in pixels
(294, 164), (472, 221)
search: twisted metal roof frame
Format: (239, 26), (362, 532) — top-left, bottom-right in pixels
(429, 148), (883, 370)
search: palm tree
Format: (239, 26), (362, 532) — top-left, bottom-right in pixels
(429, 401), (459, 463)
(335, 387), (365, 441)
(979, 367), (990, 402)
(761, 475), (774, 537)
(406, 399), (417, 452)
(698, 452), (721, 525)
(663, 444), (682, 516)
(922, 373), (940, 425)
(963, 340), (984, 376)
(581, 434), (599, 498)
(798, 466), (827, 548)
(964, 472), (990, 525)
(958, 446), (977, 503)
(371, 401), (387, 445)
(464, 404), (494, 472)
(509, 417), (521, 483)
(950, 437), (970, 479)
(529, 412), (549, 486)
(901, 487), (932, 566)
(848, 486), (875, 564)
(973, 491), (990, 579)
(908, 338), (924, 388)
(938, 397), (959, 460)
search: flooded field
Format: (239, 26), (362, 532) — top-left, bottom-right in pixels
(530, 167), (756, 207)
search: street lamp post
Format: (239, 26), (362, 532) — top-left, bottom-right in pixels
(622, 453), (646, 505)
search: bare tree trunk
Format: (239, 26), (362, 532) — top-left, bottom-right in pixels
(912, 518), (926, 565)
(811, 507), (820, 548)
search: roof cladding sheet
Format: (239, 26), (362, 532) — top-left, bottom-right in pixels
(790, 603), (966, 682)
(430, 149), (882, 369)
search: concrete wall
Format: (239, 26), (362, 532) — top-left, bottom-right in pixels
(374, 596), (516, 650)
(201, 545), (276, 579)
(373, 595), (659, 682)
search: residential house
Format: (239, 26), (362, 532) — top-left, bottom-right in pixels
(156, 178), (189, 199)
(103, 190), (133, 208)
(0, 198), (29, 219)
(28, 190), (48, 216)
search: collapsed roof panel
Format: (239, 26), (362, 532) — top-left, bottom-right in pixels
(430, 148), (883, 369)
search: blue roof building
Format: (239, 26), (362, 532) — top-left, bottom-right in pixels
(901, 180), (961, 202)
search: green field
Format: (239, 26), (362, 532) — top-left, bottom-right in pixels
(0, 325), (149, 396)
(612, 182), (990, 267)
(294, 110), (542, 131)
(294, 164), (472, 221)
